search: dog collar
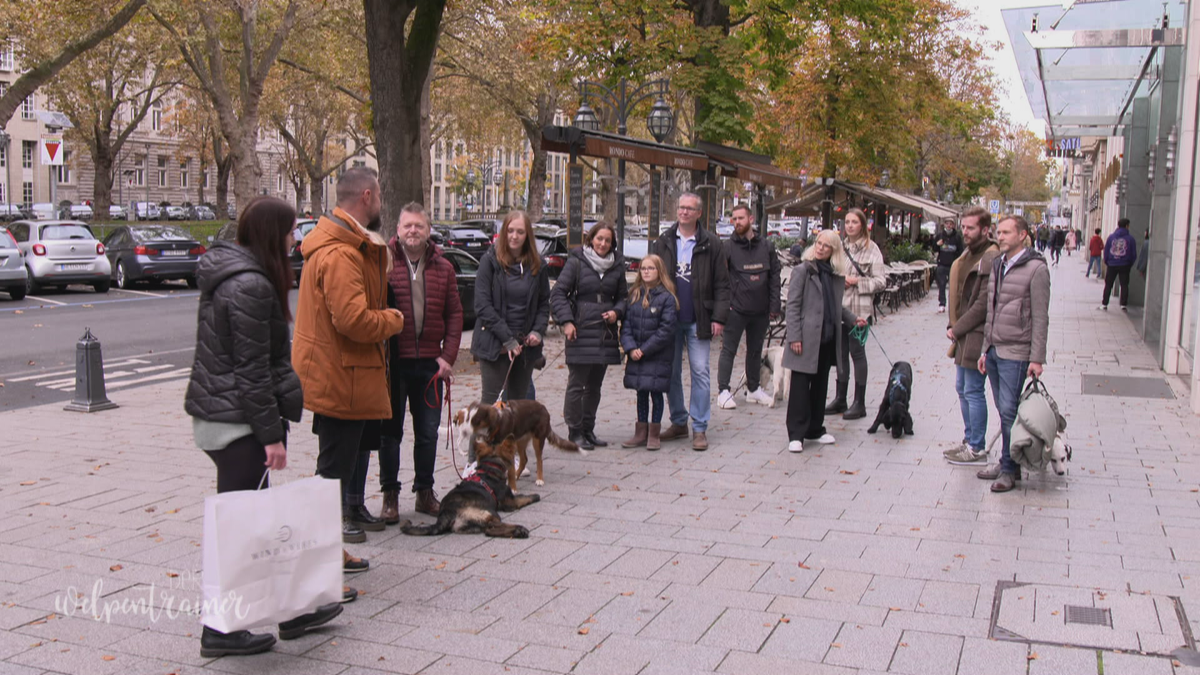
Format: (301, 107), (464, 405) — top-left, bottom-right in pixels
(463, 472), (497, 502)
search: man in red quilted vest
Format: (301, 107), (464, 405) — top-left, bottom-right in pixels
(375, 203), (463, 521)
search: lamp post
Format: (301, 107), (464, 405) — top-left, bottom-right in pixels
(466, 159), (502, 215)
(0, 128), (10, 209)
(572, 78), (674, 243)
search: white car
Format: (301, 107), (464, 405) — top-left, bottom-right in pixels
(30, 203), (56, 221)
(6, 220), (111, 294)
(109, 205), (128, 221)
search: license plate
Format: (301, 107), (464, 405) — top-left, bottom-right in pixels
(61, 263), (89, 271)
(160, 249), (188, 256)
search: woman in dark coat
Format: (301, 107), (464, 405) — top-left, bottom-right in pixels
(549, 221), (628, 449)
(620, 254), (678, 450)
(184, 197), (342, 658)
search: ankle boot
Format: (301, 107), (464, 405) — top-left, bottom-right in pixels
(200, 625), (275, 658)
(380, 490), (400, 525)
(843, 384), (868, 420)
(646, 423), (661, 450)
(622, 422), (648, 448)
(825, 380), (848, 414)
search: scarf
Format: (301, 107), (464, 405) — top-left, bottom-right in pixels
(946, 238), (996, 326)
(582, 246), (615, 274)
(815, 260), (838, 344)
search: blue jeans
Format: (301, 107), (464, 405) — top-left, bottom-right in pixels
(985, 348), (1028, 476)
(955, 365), (988, 451)
(669, 322), (712, 432)
(1086, 255), (1102, 277)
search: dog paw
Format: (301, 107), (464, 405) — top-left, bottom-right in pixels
(530, 494), (541, 503)
(535, 479), (545, 487)
(513, 526), (530, 539)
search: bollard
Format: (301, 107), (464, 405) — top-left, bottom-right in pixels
(63, 328), (118, 413)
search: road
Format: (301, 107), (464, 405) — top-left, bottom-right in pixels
(0, 281), (205, 411)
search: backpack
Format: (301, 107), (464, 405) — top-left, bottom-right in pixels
(1008, 377), (1069, 473)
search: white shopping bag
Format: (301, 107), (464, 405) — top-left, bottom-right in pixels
(202, 475), (342, 632)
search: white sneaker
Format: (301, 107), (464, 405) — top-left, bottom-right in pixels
(717, 389), (737, 409)
(938, 306), (946, 314)
(811, 434), (836, 445)
(745, 388), (773, 406)
(1099, 305), (1108, 311)
(942, 442), (968, 459)
(787, 440), (804, 453)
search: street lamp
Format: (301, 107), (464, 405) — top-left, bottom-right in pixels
(879, 169), (891, 189)
(0, 128), (10, 208)
(572, 77), (674, 242)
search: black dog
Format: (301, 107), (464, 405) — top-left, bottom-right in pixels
(867, 361), (914, 439)
(400, 438), (540, 538)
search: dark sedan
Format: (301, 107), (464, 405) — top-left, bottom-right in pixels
(442, 247), (478, 329)
(102, 225), (205, 289)
(536, 233), (568, 279)
(440, 227), (491, 260)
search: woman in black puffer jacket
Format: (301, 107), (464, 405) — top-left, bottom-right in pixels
(184, 197), (341, 658)
(549, 222), (628, 449)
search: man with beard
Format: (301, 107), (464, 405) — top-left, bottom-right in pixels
(933, 217), (962, 314)
(716, 204), (780, 410)
(293, 167), (406, 568)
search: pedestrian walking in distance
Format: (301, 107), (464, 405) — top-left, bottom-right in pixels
(1086, 228), (1103, 278)
(620, 254), (679, 450)
(186, 196), (344, 657)
(1050, 226), (1065, 265)
(1100, 218), (1138, 311)
(932, 216), (962, 313)
(942, 206), (1000, 465)
(716, 204), (780, 411)
(1065, 228), (1077, 256)
(292, 167), (405, 558)
(378, 202), (463, 521)
(472, 211), (551, 425)
(977, 215), (1050, 493)
(825, 208), (885, 420)
(652, 192), (731, 451)
(783, 230), (867, 453)
(550, 221), (628, 450)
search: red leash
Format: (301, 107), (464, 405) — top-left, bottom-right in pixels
(422, 373), (463, 479)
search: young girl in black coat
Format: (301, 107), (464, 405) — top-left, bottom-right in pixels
(620, 254), (678, 450)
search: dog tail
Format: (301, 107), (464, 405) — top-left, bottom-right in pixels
(401, 516), (453, 537)
(547, 429), (588, 455)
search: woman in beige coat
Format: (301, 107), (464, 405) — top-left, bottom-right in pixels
(825, 208), (886, 419)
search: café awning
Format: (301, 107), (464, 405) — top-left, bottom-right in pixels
(541, 126), (708, 171)
(696, 141), (806, 192)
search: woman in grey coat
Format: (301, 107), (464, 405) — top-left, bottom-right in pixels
(784, 230), (867, 453)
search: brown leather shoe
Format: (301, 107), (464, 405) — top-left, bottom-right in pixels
(380, 490), (400, 525)
(659, 423), (689, 441)
(414, 489), (441, 516)
(692, 431), (708, 451)
(990, 473), (1018, 493)
(646, 423), (661, 451)
(622, 422), (648, 448)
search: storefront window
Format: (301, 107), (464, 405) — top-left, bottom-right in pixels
(1181, 229), (1200, 372)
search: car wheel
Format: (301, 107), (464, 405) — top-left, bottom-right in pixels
(116, 261), (132, 289)
(26, 271), (42, 295)
(8, 286), (26, 301)
(186, 276), (199, 289)
(93, 280), (111, 294)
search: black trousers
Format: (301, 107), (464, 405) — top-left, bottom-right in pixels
(935, 265), (951, 307)
(786, 340), (835, 442)
(313, 414), (379, 508)
(205, 434), (271, 494)
(1103, 264), (1132, 308)
(378, 358), (443, 493)
(835, 322), (868, 387)
(479, 352), (535, 404)
(717, 309), (770, 393)
(564, 363), (608, 433)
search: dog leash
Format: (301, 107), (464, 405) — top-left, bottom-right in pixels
(494, 353), (519, 402)
(436, 378), (463, 479)
(854, 324), (895, 368)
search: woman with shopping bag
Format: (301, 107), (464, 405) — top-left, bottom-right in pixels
(185, 196), (344, 657)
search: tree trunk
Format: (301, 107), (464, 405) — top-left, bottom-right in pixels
(216, 156), (232, 218)
(196, 172), (204, 206)
(90, 137), (115, 221)
(419, 68), (433, 208)
(228, 121), (262, 216)
(309, 178), (324, 215)
(364, 0), (446, 240)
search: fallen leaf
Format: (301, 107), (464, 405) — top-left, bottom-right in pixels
(611, 485), (621, 491)
(899, 642), (909, 647)
(1051, 610), (1059, 616)
(166, 572), (178, 578)
(1028, 652), (1039, 660)
(577, 627), (590, 635)
(101, 655), (116, 661)
(620, 591), (634, 597)
(839, 470), (858, 475)
(889, 607), (902, 611)
(831, 643), (842, 648)
(109, 565), (122, 572)
(166, 509), (179, 514)
(824, 587), (836, 592)
(433, 562), (447, 570)
(798, 562), (810, 569)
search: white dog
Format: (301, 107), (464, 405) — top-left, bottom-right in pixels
(979, 429), (1072, 476)
(438, 402), (532, 480)
(762, 345), (790, 408)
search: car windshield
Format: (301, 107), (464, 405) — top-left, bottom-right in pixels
(447, 250), (479, 274)
(40, 224), (95, 240)
(133, 226), (191, 241)
(0, 231), (14, 248)
(536, 237), (556, 254)
(449, 229), (487, 238)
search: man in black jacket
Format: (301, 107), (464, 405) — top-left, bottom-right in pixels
(933, 217), (962, 314)
(717, 204), (780, 410)
(651, 192), (731, 450)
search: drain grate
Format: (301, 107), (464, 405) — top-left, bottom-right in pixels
(1065, 605), (1112, 627)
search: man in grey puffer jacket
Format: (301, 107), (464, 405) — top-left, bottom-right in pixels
(976, 214), (1050, 493)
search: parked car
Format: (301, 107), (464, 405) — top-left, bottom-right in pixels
(7, 220), (111, 294)
(30, 203), (57, 221)
(442, 247), (478, 328)
(715, 221), (735, 238)
(440, 227), (491, 260)
(457, 218), (503, 236)
(191, 205), (216, 221)
(165, 206), (188, 221)
(0, 204), (23, 222)
(535, 233), (569, 279)
(289, 218), (319, 283)
(131, 201), (161, 221)
(102, 224), (205, 289)
(0, 227), (28, 300)
(108, 205), (128, 221)
(61, 204), (94, 221)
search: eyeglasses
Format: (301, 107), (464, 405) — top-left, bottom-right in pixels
(678, 205), (700, 212)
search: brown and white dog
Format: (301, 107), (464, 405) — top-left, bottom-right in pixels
(452, 399), (583, 489)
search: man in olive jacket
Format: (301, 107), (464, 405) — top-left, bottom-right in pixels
(943, 207), (1000, 465)
(651, 192), (731, 450)
(976, 214), (1050, 493)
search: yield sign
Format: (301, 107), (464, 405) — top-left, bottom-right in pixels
(40, 135), (63, 166)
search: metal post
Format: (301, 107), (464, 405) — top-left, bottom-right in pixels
(0, 130), (10, 207)
(145, 143), (151, 213)
(64, 328), (118, 413)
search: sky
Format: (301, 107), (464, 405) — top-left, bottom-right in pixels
(954, 0), (1050, 136)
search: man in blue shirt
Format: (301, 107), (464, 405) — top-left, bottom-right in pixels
(651, 193), (731, 450)
(1101, 218), (1138, 311)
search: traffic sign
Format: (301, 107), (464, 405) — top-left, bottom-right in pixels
(40, 135), (63, 166)
(988, 199), (1000, 214)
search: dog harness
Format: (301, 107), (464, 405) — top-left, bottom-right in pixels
(887, 372), (909, 405)
(462, 472), (497, 502)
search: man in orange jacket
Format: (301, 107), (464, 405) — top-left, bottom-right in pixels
(293, 167), (405, 556)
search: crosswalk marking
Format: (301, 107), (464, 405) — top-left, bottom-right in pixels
(12, 359), (189, 393)
(105, 367), (192, 390)
(8, 358), (150, 382)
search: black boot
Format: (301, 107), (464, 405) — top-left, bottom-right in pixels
(569, 430), (594, 450)
(583, 430), (608, 448)
(342, 515), (366, 544)
(843, 384), (867, 420)
(200, 626), (275, 658)
(279, 602), (344, 640)
(825, 380), (848, 414)
(345, 505), (385, 532)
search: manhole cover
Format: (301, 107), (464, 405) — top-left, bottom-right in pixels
(1081, 374), (1175, 399)
(989, 581), (1194, 656)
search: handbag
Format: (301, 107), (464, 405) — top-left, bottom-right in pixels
(202, 474), (342, 632)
